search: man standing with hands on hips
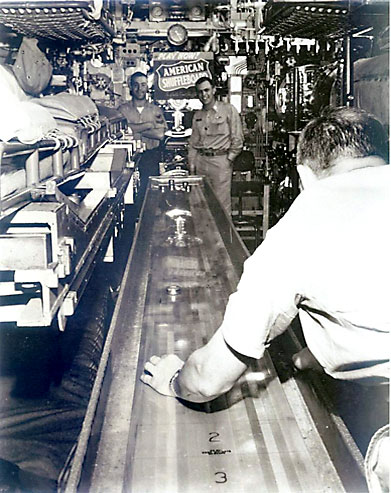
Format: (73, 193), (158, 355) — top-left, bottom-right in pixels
(188, 77), (244, 214)
(120, 71), (167, 213)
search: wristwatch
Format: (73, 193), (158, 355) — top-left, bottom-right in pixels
(169, 369), (181, 397)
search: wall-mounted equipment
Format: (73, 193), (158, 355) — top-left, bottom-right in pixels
(187, 0), (205, 21)
(148, 0), (205, 22)
(149, 1), (167, 22)
(167, 23), (189, 46)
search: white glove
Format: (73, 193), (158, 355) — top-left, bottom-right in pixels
(141, 354), (184, 397)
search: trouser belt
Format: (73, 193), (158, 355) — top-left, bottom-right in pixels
(198, 149), (228, 157)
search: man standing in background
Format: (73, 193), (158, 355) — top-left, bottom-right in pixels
(120, 71), (167, 212)
(188, 77), (243, 214)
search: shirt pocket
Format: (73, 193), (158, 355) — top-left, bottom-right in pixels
(193, 116), (204, 134)
(208, 114), (229, 136)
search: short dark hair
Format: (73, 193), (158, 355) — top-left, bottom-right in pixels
(297, 107), (388, 176)
(129, 71), (147, 87)
(195, 76), (215, 88)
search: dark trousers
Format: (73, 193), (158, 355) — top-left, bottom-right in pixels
(136, 148), (161, 214)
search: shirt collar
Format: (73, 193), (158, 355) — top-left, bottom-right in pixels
(203, 102), (218, 112)
(131, 98), (147, 109)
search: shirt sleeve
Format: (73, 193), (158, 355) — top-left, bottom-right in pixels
(154, 104), (167, 131)
(188, 110), (200, 165)
(227, 104), (244, 163)
(220, 216), (300, 359)
(118, 103), (131, 123)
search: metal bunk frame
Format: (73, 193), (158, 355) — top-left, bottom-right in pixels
(0, 1), (115, 42)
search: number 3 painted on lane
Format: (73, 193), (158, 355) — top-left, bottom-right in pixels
(215, 472), (227, 483)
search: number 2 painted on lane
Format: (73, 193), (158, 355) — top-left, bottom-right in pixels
(209, 432), (220, 442)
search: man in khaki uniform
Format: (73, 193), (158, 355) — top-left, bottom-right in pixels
(188, 77), (243, 214)
(120, 72), (167, 212)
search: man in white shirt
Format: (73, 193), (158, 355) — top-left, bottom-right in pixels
(142, 106), (390, 491)
(142, 106), (389, 403)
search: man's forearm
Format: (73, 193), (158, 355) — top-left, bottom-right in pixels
(228, 135), (244, 163)
(228, 105), (244, 163)
(130, 121), (154, 134)
(171, 370), (218, 403)
(142, 126), (166, 141)
(171, 350), (231, 403)
(188, 145), (197, 173)
(228, 149), (241, 163)
(141, 330), (248, 403)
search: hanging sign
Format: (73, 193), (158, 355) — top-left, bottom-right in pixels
(153, 52), (213, 99)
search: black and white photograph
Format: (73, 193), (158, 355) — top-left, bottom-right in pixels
(0, 1), (389, 492)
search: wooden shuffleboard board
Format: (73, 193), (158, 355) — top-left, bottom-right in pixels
(64, 175), (366, 493)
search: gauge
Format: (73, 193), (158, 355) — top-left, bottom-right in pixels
(151, 5), (164, 16)
(188, 5), (205, 21)
(150, 4), (166, 21)
(167, 23), (188, 47)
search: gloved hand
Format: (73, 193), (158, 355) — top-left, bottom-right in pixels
(141, 354), (184, 397)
